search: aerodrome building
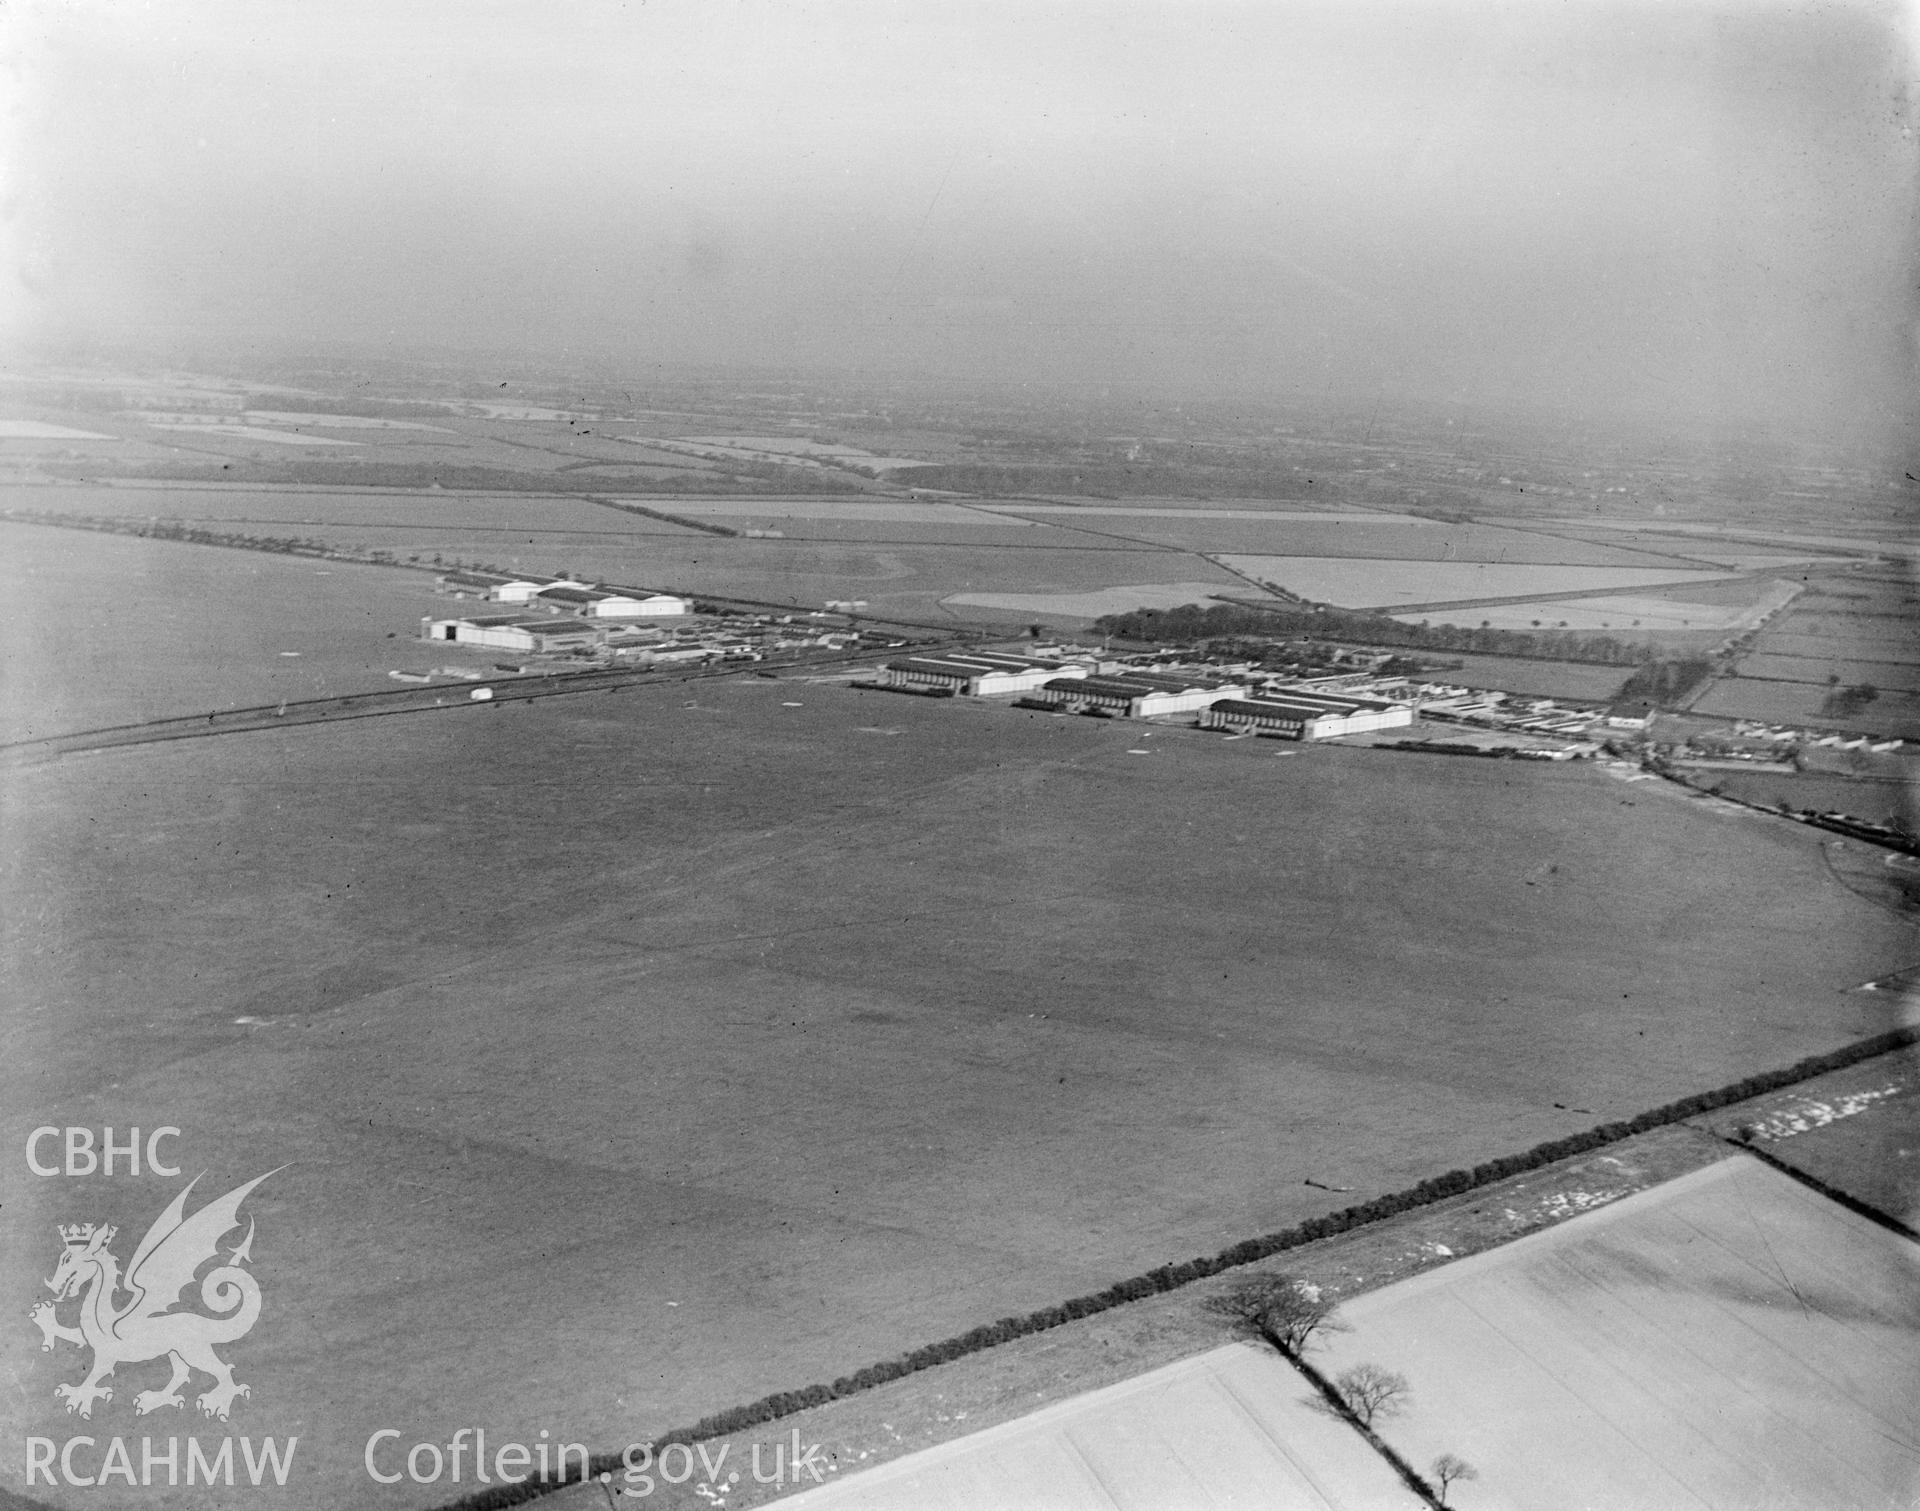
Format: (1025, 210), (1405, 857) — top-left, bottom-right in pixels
(1201, 690), (1413, 738)
(421, 615), (605, 651)
(882, 652), (1088, 697)
(1029, 670), (1236, 718)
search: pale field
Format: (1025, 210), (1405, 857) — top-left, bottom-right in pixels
(0, 420), (117, 440)
(767, 1344), (1408, 1511)
(616, 496), (1031, 526)
(1219, 556), (1734, 608)
(1312, 1155), (1920, 1510)
(147, 423), (359, 446)
(244, 412), (456, 432)
(1406, 582), (1799, 633)
(1029, 518), (1691, 564)
(976, 505), (1433, 522)
(1650, 551), (1858, 570)
(1572, 519), (1920, 558)
(672, 437), (931, 469)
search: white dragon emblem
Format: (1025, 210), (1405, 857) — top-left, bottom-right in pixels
(29, 1170), (279, 1421)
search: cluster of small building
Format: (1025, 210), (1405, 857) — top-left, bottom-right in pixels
(1413, 686), (1612, 735)
(425, 570), (691, 652)
(1723, 721), (1904, 754)
(877, 649), (1417, 739)
(423, 572), (877, 664)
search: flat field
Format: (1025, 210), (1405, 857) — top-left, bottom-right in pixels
(1413, 582), (1799, 635)
(4, 480), (697, 537)
(2, 675), (1912, 1508)
(1310, 1155), (1920, 1509)
(0, 522), (463, 740)
(1692, 680), (1920, 738)
(1218, 556), (1732, 609)
(1416, 655), (1637, 701)
(1706, 769), (1917, 829)
(767, 1344), (1409, 1511)
(1055, 518), (1706, 563)
(1743, 1058), (1920, 1228)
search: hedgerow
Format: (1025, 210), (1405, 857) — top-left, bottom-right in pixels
(436, 1023), (1916, 1511)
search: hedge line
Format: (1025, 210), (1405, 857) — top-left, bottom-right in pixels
(438, 1023), (1917, 1510)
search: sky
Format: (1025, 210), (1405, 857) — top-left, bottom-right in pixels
(2, 0), (1915, 438)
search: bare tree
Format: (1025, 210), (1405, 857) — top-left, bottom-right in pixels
(1431, 1454), (1477, 1505)
(1204, 1273), (1348, 1358)
(1334, 1362), (1410, 1426)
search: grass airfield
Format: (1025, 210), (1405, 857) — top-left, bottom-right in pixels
(3, 676), (1914, 1509)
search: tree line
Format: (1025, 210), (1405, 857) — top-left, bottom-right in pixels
(1093, 601), (1662, 666)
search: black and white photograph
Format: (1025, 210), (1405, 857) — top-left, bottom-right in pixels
(2, 3), (1916, 1508)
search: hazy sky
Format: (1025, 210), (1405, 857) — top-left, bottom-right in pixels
(4, 0), (1915, 436)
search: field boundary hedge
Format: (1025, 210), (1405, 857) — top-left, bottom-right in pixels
(435, 1023), (1919, 1510)
(1726, 1134), (1920, 1243)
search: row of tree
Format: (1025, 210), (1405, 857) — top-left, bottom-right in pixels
(1093, 601), (1664, 667)
(1616, 658), (1714, 705)
(1207, 1276), (1474, 1505)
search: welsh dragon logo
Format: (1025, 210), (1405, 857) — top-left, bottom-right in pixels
(29, 1170), (279, 1421)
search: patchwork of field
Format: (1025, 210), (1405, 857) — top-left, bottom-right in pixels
(4, 677), (1912, 1508)
(1697, 573), (1920, 733)
(1310, 1156), (1920, 1510)
(1219, 556), (1734, 610)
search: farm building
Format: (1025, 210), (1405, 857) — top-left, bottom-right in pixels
(421, 615), (605, 651)
(883, 653), (1087, 697)
(1031, 671), (1234, 718)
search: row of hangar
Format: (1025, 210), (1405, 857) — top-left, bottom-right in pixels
(880, 652), (1413, 739)
(425, 572), (693, 652)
